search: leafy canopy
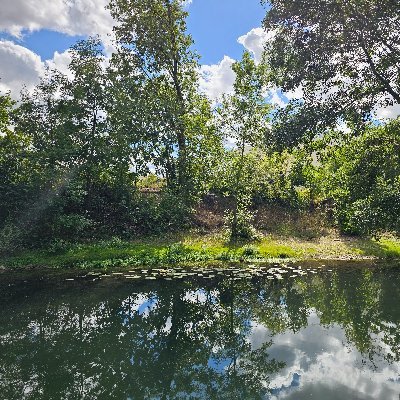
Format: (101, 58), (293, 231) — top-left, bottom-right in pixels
(263, 0), (400, 129)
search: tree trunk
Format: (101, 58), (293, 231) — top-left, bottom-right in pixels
(166, 0), (188, 192)
(231, 138), (246, 240)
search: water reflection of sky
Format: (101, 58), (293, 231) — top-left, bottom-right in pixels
(249, 312), (400, 400)
(116, 288), (400, 399)
(120, 293), (159, 321)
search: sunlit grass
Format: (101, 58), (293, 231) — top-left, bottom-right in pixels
(1, 231), (400, 270)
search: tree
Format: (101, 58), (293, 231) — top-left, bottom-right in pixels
(10, 38), (139, 243)
(311, 119), (400, 236)
(10, 39), (110, 239)
(64, 37), (110, 195)
(108, 0), (202, 196)
(0, 91), (47, 251)
(0, 91), (13, 137)
(106, 49), (158, 187)
(262, 0), (400, 130)
(216, 51), (272, 240)
(0, 92), (22, 225)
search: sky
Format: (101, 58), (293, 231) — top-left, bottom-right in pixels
(0, 0), (397, 119)
(187, 0), (267, 65)
(0, 0), (270, 102)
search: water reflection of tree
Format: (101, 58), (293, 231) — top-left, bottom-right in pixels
(1, 267), (399, 399)
(300, 268), (400, 364)
(108, 280), (285, 399)
(0, 279), (284, 399)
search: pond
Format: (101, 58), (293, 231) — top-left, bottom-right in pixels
(1, 262), (399, 399)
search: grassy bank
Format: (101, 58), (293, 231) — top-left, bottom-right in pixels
(1, 231), (400, 271)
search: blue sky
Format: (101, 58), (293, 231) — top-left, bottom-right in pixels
(7, 30), (86, 61)
(0, 0), (316, 114)
(0, 0), (301, 116)
(0, 0), (266, 64)
(0, 0), (270, 99)
(187, 0), (267, 64)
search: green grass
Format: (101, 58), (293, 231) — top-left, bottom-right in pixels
(354, 236), (400, 259)
(1, 232), (400, 271)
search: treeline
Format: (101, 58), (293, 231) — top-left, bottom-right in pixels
(1, 0), (400, 251)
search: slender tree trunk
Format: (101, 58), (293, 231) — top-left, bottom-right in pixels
(166, 0), (188, 193)
(231, 138), (246, 240)
(86, 102), (98, 209)
(172, 65), (188, 193)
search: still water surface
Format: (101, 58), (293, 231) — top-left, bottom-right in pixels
(1, 263), (400, 399)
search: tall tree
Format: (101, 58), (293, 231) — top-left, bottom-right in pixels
(106, 50), (157, 187)
(15, 38), (111, 203)
(62, 37), (111, 201)
(262, 0), (400, 129)
(108, 0), (201, 195)
(216, 51), (271, 240)
(0, 91), (45, 249)
(10, 38), (126, 242)
(0, 92), (23, 225)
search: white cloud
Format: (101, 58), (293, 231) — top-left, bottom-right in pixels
(249, 313), (400, 400)
(268, 88), (286, 107)
(0, 0), (113, 40)
(198, 27), (281, 102)
(0, 0), (115, 97)
(374, 102), (400, 121)
(284, 86), (304, 102)
(0, 40), (45, 95)
(199, 55), (236, 101)
(46, 50), (74, 79)
(237, 27), (275, 63)
(0, 39), (78, 97)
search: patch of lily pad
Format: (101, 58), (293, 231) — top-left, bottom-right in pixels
(65, 262), (336, 283)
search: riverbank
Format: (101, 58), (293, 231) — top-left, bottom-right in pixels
(1, 231), (400, 271)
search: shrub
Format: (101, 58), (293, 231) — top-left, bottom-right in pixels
(242, 244), (260, 258)
(225, 206), (260, 242)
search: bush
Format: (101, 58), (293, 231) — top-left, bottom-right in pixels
(242, 244), (260, 258)
(131, 191), (192, 235)
(337, 178), (400, 236)
(314, 120), (400, 236)
(225, 206), (259, 241)
(0, 223), (24, 255)
(52, 214), (95, 238)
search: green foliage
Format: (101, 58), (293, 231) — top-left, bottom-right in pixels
(0, 92), (13, 135)
(5, 230), (400, 269)
(52, 214), (95, 238)
(241, 244), (260, 258)
(212, 149), (313, 211)
(216, 51), (272, 240)
(0, 223), (24, 255)
(310, 119), (400, 235)
(137, 174), (166, 191)
(3, 1), (400, 253)
(225, 204), (259, 241)
(108, 0), (220, 198)
(263, 0), (400, 132)
(0, 237), (298, 269)
(130, 191), (192, 235)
